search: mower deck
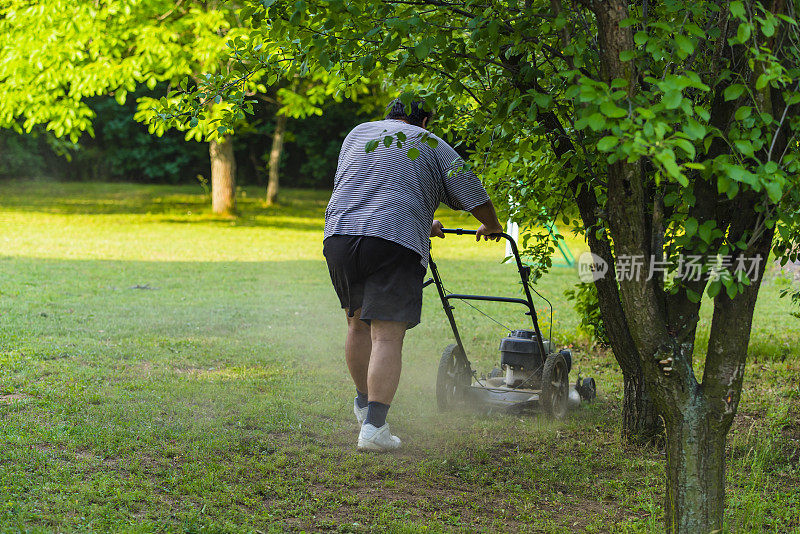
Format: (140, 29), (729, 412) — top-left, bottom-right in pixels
(464, 378), (584, 413)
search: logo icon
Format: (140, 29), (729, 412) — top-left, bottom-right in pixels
(578, 252), (608, 283)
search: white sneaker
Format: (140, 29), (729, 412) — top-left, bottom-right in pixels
(354, 398), (368, 424)
(357, 423), (402, 451)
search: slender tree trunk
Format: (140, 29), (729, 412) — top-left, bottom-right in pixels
(664, 405), (727, 533)
(265, 113), (287, 206)
(589, 227), (663, 443)
(209, 135), (236, 215)
(504, 1), (663, 444)
(622, 367), (661, 444)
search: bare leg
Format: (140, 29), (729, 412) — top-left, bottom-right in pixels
(345, 309), (371, 394)
(367, 320), (407, 404)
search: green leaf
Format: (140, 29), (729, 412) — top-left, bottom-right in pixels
(734, 106), (752, 120)
(597, 136), (619, 151)
(763, 161), (778, 174)
(707, 280), (721, 299)
(736, 22), (752, 42)
(727, 166), (758, 185)
(730, 1), (745, 18)
(664, 192), (679, 206)
(694, 105), (710, 121)
(365, 139), (379, 152)
(383, 135), (393, 147)
(399, 92), (414, 108)
(360, 54), (376, 72)
(600, 101), (627, 118)
(687, 288), (702, 303)
(734, 139), (755, 157)
(725, 281), (738, 299)
(724, 84), (746, 101)
(619, 50), (636, 62)
(762, 18), (776, 37)
(408, 147), (420, 160)
(764, 181), (783, 203)
(533, 93), (552, 108)
(718, 176), (730, 194)
(587, 113), (606, 131)
(663, 90), (682, 109)
(699, 221), (714, 243)
(756, 73), (770, 90)
(684, 118), (707, 140)
(684, 217), (698, 238)
(686, 22), (706, 38)
(414, 41), (430, 60)
(674, 139), (696, 159)
(675, 34), (694, 55)
(655, 149), (682, 181)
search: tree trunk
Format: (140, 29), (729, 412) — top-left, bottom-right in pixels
(664, 408), (727, 533)
(209, 135), (236, 215)
(265, 113), (287, 206)
(588, 230), (663, 443)
(503, 1), (663, 444)
(622, 367), (661, 444)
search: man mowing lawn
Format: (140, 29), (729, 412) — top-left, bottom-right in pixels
(323, 98), (503, 451)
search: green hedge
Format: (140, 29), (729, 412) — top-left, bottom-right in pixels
(1, 87), (374, 189)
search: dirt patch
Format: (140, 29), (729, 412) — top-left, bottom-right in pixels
(0, 393), (31, 404)
(273, 463), (646, 533)
(782, 406), (800, 464)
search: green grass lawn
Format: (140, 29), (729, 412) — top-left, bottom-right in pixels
(0, 180), (798, 533)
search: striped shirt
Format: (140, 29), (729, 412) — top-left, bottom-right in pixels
(324, 119), (490, 266)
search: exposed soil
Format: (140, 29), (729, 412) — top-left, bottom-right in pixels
(0, 393), (30, 404)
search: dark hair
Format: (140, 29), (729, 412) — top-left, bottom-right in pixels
(385, 98), (433, 127)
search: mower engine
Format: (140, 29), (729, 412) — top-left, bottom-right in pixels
(499, 330), (571, 387)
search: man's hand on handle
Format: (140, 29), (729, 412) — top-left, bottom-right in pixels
(475, 223), (504, 242)
(430, 219), (445, 238)
(469, 200), (504, 242)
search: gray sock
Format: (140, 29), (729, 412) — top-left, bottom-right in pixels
(355, 390), (368, 409)
(365, 401), (390, 427)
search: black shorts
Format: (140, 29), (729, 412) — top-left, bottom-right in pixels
(323, 235), (426, 329)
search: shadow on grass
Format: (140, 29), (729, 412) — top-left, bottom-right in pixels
(157, 216), (326, 232)
(0, 179), (331, 223)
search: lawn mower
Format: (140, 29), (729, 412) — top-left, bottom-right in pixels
(425, 228), (597, 418)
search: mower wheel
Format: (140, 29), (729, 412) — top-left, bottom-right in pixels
(437, 344), (470, 412)
(541, 352), (569, 419)
(579, 377), (597, 402)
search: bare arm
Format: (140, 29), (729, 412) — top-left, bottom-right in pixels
(430, 200), (502, 241)
(470, 200), (504, 241)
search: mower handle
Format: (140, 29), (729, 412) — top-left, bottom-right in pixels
(429, 226), (549, 371)
(440, 227), (520, 258)
(440, 228), (511, 241)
